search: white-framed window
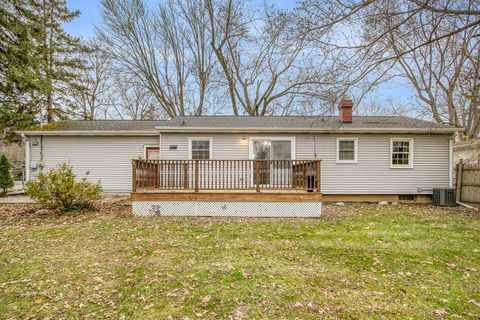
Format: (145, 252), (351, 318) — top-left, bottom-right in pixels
(188, 137), (213, 160)
(390, 138), (414, 168)
(336, 138), (358, 163)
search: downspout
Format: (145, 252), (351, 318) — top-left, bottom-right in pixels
(21, 133), (30, 182)
(449, 136), (453, 188)
(457, 201), (479, 211)
(40, 136), (44, 164)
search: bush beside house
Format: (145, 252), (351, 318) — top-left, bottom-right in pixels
(0, 142), (24, 180)
(26, 163), (103, 213)
(0, 155), (14, 196)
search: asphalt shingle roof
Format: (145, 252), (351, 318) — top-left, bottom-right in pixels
(24, 116), (458, 134)
(24, 116), (459, 132)
(162, 116), (454, 129)
(49, 120), (168, 131)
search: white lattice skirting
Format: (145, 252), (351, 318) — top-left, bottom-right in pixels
(132, 201), (322, 217)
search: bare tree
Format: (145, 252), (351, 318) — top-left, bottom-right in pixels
(206, 0), (335, 116)
(384, 18), (480, 138)
(107, 73), (163, 120)
(97, 0), (217, 117)
(68, 42), (113, 120)
(460, 47), (480, 139)
(364, 1), (480, 139)
(295, 0), (480, 138)
(355, 95), (411, 116)
(296, 0), (480, 58)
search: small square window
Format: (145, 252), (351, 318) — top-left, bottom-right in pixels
(391, 139), (413, 168)
(190, 139), (211, 160)
(337, 138), (357, 163)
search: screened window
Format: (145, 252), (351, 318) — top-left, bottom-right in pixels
(190, 139), (211, 160)
(391, 139), (413, 167)
(337, 138), (357, 163)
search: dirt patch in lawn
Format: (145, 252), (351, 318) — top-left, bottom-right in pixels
(1, 200), (477, 226)
(0, 197), (132, 227)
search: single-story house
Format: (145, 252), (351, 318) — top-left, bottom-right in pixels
(19, 99), (462, 217)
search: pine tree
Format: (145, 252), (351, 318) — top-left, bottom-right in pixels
(0, 0), (47, 141)
(36, 0), (89, 123)
(0, 155), (14, 196)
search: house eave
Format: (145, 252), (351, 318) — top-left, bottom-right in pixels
(17, 130), (159, 136)
(17, 126), (463, 135)
(155, 126), (462, 134)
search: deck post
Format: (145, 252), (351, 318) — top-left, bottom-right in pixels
(183, 162), (189, 189)
(131, 160), (136, 192)
(255, 160), (260, 192)
(194, 160), (199, 192)
(303, 162), (307, 191)
(316, 160), (321, 192)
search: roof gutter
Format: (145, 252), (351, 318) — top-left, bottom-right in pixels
(155, 126), (463, 134)
(20, 133), (30, 182)
(17, 130), (159, 136)
(17, 126), (463, 136)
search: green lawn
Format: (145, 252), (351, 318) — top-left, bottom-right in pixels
(1, 203), (479, 319)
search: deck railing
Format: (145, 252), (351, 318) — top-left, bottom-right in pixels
(132, 159), (321, 193)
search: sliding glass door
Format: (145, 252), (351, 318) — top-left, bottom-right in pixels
(252, 138), (293, 186)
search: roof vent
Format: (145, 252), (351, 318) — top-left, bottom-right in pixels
(339, 97), (353, 123)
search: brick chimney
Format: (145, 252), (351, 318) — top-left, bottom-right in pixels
(339, 97), (353, 123)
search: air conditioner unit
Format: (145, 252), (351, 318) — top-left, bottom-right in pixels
(432, 188), (456, 207)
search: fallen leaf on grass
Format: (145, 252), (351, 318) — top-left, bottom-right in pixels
(143, 303), (154, 310)
(469, 300), (480, 307)
(434, 309), (447, 316)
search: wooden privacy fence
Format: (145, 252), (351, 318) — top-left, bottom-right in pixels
(455, 161), (480, 208)
(132, 159), (321, 193)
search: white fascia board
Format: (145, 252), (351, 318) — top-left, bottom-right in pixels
(18, 130), (159, 136)
(17, 126), (463, 136)
(155, 126), (463, 134)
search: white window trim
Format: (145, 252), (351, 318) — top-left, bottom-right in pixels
(188, 137), (213, 160)
(143, 144), (160, 159)
(390, 138), (414, 169)
(336, 137), (358, 164)
(248, 137), (296, 160)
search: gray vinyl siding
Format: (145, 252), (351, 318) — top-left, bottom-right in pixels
(28, 136), (158, 192)
(29, 136), (42, 164)
(159, 134), (188, 159)
(28, 132), (450, 194)
(296, 133), (450, 194)
(161, 133), (450, 194)
(161, 133), (248, 160)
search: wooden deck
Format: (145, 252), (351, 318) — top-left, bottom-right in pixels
(131, 191), (323, 202)
(132, 159), (322, 193)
